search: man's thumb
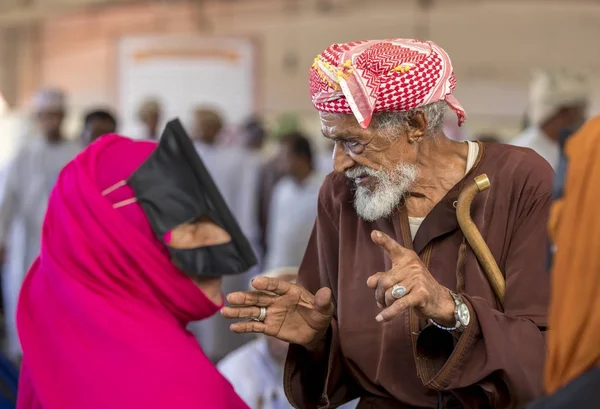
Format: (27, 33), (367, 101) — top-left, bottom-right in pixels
(314, 287), (333, 314)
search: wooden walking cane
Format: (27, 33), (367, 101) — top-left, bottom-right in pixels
(456, 174), (506, 306)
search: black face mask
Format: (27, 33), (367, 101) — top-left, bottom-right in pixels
(127, 118), (257, 278)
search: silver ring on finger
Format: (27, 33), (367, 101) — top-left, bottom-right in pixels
(252, 306), (267, 322)
(391, 284), (407, 299)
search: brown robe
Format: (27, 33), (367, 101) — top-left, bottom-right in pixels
(284, 143), (553, 409)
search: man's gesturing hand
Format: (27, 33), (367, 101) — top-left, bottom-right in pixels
(221, 276), (334, 349)
(366, 230), (455, 325)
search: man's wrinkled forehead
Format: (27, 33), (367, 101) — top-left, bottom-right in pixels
(320, 112), (368, 139)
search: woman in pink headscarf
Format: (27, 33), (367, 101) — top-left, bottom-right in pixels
(16, 120), (255, 409)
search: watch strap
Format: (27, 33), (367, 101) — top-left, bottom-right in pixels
(429, 318), (459, 331)
(429, 291), (468, 332)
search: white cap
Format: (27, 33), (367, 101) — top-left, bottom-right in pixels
(32, 88), (66, 113)
(528, 70), (589, 127)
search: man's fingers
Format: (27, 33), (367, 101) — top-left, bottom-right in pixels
(366, 272), (384, 289)
(383, 279), (416, 307)
(371, 230), (407, 261)
(374, 272), (408, 306)
(314, 287), (333, 313)
(372, 270), (406, 305)
(375, 294), (417, 322)
(229, 321), (267, 334)
(250, 276), (293, 295)
(374, 280), (386, 307)
(221, 306), (263, 320)
(226, 291), (277, 307)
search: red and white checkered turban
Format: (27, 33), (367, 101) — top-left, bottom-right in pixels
(310, 39), (466, 129)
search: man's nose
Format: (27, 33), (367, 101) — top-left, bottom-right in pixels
(332, 142), (355, 174)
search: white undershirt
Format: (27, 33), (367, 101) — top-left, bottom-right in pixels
(408, 141), (480, 240)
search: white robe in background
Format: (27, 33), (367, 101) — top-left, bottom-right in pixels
(316, 152), (333, 175)
(187, 142), (262, 363)
(512, 126), (559, 170)
(265, 171), (325, 270)
(219, 338), (359, 409)
(0, 139), (81, 359)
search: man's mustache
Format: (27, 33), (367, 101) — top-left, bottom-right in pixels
(345, 166), (383, 179)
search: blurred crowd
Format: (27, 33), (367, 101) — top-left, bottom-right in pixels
(0, 65), (591, 408)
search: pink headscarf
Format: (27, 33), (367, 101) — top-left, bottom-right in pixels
(310, 38), (466, 129)
(16, 135), (249, 409)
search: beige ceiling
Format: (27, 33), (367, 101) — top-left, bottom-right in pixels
(2, 0), (600, 27)
(0, 0), (136, 25)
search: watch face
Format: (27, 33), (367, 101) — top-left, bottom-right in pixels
(457, 303), (470, 326)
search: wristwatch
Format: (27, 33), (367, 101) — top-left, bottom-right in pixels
(429, 291), (470, 333)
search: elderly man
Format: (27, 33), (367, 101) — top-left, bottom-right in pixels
(0, 88), (80, 361)
(512, 70), (589, 170)
(223, 39), (552, 408)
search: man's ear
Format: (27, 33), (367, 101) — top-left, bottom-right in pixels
(406, 110), (428, 143)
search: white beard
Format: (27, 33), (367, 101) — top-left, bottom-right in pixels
(345, 163), (419, 222)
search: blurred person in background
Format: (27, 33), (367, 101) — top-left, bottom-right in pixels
(188, 107), (261, 363)
(242, 117), (270, 212)
(193, 108), (223, 146)
(241, 117), (270, 255)
(527, 116), (600, 409)
(0, 88), (80, 362)
(16, 133), (252, 409)
(243, 117), (268, 155)
(512, 70), (589, 170)
(219, 267), (358, 409)
(137, 98), (162, 140)
(223, 38), (552, 409)
(80, 109), (117, 146)
(257, 132), (295, 256)
(264, 132), (325, 270)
